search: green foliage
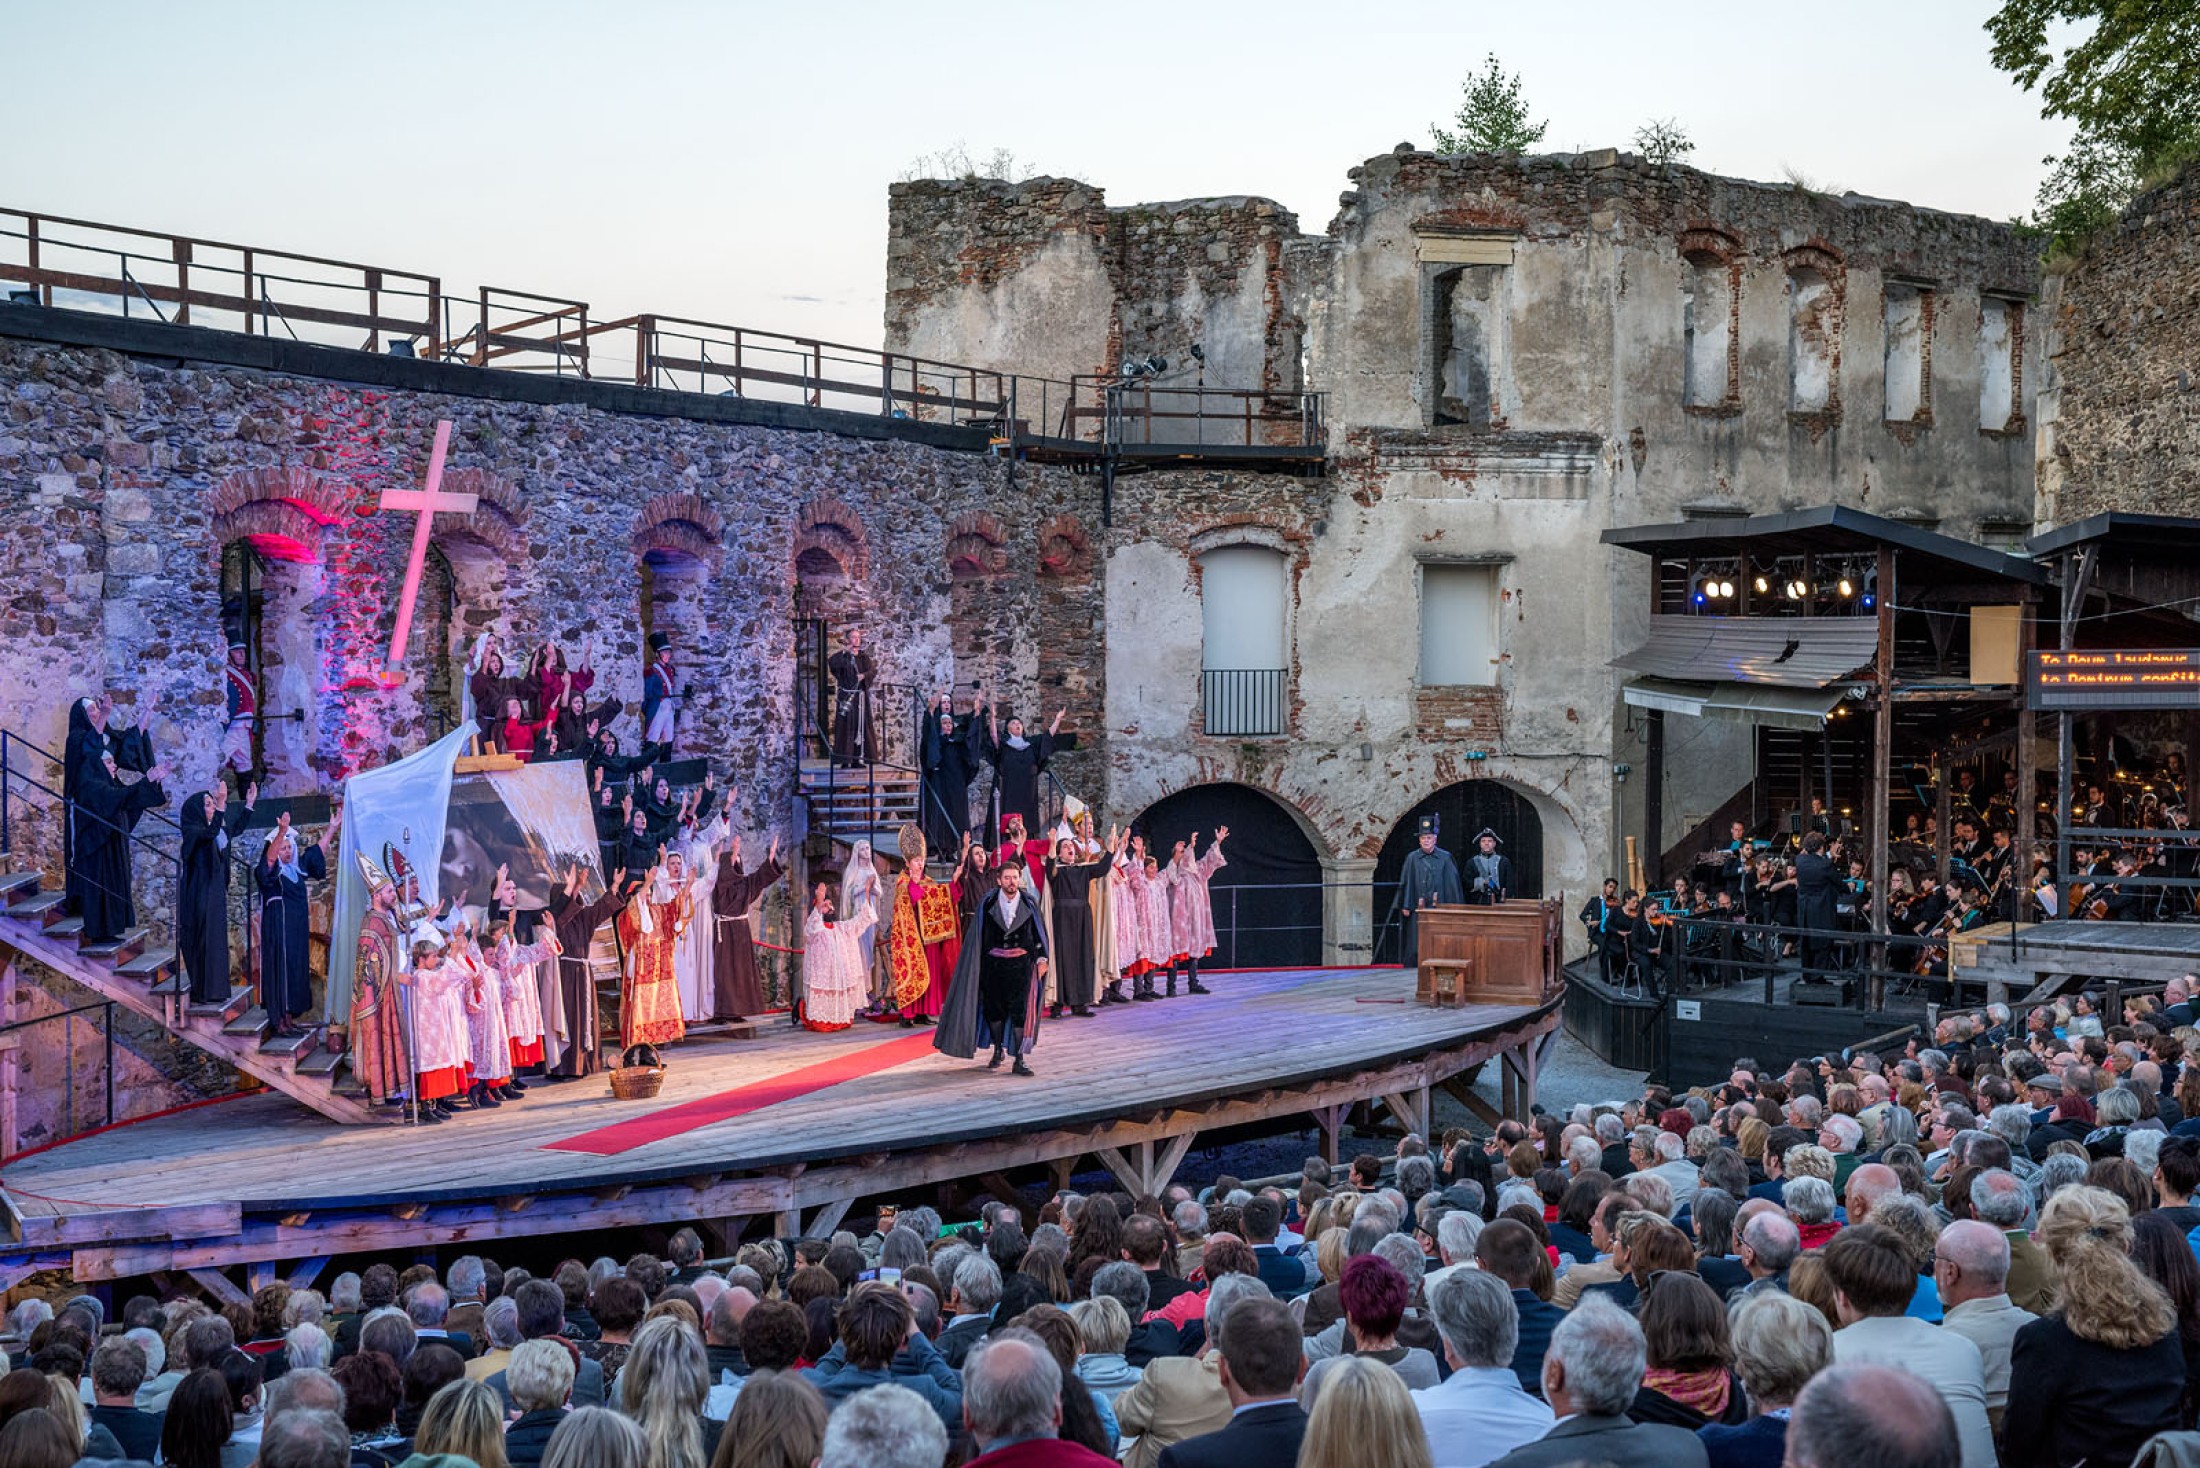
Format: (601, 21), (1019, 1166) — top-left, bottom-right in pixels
(1431, 53), (1548, 154)
(1633, 118), (1695, 167)
(1985, 1), (2200, 251)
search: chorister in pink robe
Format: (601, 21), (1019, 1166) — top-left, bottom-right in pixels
(493, 934), (556, 1068)
(802, 905), (876, 1031)
(1167, 842), (1228, 961)
(1129, 858), (1181, 969)
(458, 944), (515, 1083)
(1109, 858), (1146, 978)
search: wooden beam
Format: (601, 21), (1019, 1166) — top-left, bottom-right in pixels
(978, 1173), (1028, 1216)
(805, 1198), (854, 1240)
(1310, 1105), (1343, 1165)
(246, 1261), (275, 1294)
(187, 1268), (248, 1308)
(285, 1257), (332, 1293)
(0, 1252), (71, 1292)
(1146, 1132), (1199, 1200)
(1440, 1074), (1504, 1130)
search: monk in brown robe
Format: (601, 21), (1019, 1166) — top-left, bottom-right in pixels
(710, 832), (783, 1021)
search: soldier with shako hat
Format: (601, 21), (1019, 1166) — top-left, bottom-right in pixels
(1390, 813), (1464, 966)
(642, 631), (679, 748)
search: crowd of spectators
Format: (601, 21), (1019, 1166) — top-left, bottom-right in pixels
(9, 987), (2200, 1465)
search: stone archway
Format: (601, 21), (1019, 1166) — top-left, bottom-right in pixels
(1370, 779), (1546, 963)
(1133, 782), (1329, 969)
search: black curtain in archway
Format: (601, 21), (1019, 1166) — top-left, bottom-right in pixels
(1371, 781), (1544, 963)
(1133, 783), (1323, 969)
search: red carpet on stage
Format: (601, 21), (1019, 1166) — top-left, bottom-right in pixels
(541, 1031), (942, 1157)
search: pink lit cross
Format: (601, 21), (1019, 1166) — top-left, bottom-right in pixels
(376, 419), (477, 680)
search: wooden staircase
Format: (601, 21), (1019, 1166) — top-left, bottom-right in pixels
(0, 868), (392, 1126)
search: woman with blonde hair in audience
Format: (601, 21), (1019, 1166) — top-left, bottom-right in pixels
(2004, 1185), (2184, 1466)
(1737, 1116), (1771, 1176)
(1068, 1295), (1140, 1410)
(620, 1314), (710, 1468)
(710, 1369), (827, 1468)
(1296, 1353), (1433, 1468)
(414, 1376), (509, 1468)
(1784, 1252), (1842, 1332)
(542, 1405), (648, 1468)
(1701, 1291), (1833, 1468)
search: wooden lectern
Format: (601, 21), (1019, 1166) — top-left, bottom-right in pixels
(1415, 899), (1565, 1006)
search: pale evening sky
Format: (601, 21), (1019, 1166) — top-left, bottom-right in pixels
(4, 1), (2073, 357)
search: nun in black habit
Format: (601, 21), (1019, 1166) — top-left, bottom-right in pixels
(255, 809), (336, 1035)
(980, 704), (1065, 833)
(178, 781), (255, 1003)
(72, 749), (170, 945)
(63, 695), (154, 918)
(920, 695), (981, 857)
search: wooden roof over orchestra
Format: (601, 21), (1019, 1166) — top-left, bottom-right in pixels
(1603, 504), (2050, 593)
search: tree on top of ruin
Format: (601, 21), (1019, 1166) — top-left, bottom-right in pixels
(1986, 0), (2200, 248)
(1429, 53), (1548, 155)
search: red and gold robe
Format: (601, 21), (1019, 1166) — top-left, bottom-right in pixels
(616, 885), (691, 1049)
(887, 872), (961, 1018)
(347, 908), (408, 1105)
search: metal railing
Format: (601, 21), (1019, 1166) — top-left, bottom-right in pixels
(1201, 669), (1287, 737)
(2, 207), (1329, 464)
(0, 999), (118, 1156)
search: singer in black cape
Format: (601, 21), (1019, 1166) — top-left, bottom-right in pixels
(932, 868), (1050, 1065)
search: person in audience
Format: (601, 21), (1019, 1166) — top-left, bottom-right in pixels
(2003, 1184), (2185, 1466)
(1473, 1218), (1564, 1392)
(485, 1280), (605, 1410)
(1113, 1275), (1267, 1468)
(1068, 1295), (1140, 1410)
(939, 1253), (1003, 1368)
(1629, 1273), (1746, 1430)
(413, 1375), (509, 1468)
(1821, 1224), (1993, 1468)
(1933, 1218), (2035, 1435)
(1145, 1295), (1303, 1468)
(803, 1281), (962, 1431)
(2131, 1210), (2200, 1424)
(1487, 1297), (1707, 1467)
(818, 1380), (951, 1468)
(494, 1339), (573, 1468)
(616, 1314), (711, 1468)
(87, 1335), (162, 1460)
(1297, 1354), (1432, 1468)
(545, 1404), (649, 1468)
(331, 1350), (403, 1463)
(1412, 1268), (1553, 1467)
(1697, 1291), (1830, 1468)
(1300, 1254), (1439, 1408)
(961, 1326), (1117, 1467)
(1969, 1168), (2054, 1313)
(1783, 1362), (1959, 1468)
(159, 1368), (234, 1468)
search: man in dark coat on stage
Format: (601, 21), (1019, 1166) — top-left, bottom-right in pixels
(547, 862), (622, 1078)
(255, 808), (336, 1036)
(1466, 828), (1512, 905)
(934, 856), (1050, 1076)
(179, 780), (255, 1003)
(828, 628), (877, 768)
(921, 692), (981, 856)
(711, 832), (783, 1021)
(1392, 815), (1465, 968)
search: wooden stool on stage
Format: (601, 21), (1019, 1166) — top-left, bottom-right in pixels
(1416, 958), (1472, 1007)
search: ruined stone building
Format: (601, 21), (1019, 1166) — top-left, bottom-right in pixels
(889, 147), (2044, 957)
(0, 144), (2088, 1139)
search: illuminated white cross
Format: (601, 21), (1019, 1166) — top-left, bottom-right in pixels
(376, 419), (477, 679)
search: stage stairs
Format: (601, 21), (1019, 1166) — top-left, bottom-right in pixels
(797, 758), (919, 850)
(0, 866), (390, 1126)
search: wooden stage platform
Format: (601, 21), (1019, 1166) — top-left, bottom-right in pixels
(0, 966), (1559, 1298)
(1953, 921), (2200, 1003)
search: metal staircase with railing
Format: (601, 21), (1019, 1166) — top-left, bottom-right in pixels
(0, 731), (391, 1126)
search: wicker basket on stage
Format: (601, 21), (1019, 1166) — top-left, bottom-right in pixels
(609, 1065), (665, 1101)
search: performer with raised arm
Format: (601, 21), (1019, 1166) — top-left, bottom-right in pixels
(934, 854), (1050, 1076)
(801, 880), (876, 1031)
(1161, 826), (1228, 997)
(406, 931), (472, 1122)
(981, 699), (1064, 834)
(710, 829), (783, 1023)
(1466, 828), (1511, 905)
(828, 627), (877, 768)
(1043, 820), (1124, 1019)
(1391, 814), (1464, 968)
(179, 779), (255, 1005)
(920, 691), (981, 855)
(257, 806), (337, 1038)
(642, 631), (680, 749)
(615, 856), (690, 1049)
(548, 862), (622, 1079)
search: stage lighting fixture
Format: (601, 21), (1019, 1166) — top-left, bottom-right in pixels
(1754, 575), (1770, 594)
(1838, 577), (1854, 597)
(1785, 579), (1807, 600)
(6, 289), (38, 306)
(387, 339), (416, 358)
(1717, 579), (1735, 599)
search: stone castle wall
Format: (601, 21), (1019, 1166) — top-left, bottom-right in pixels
(2036, 161), (2200, 524)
